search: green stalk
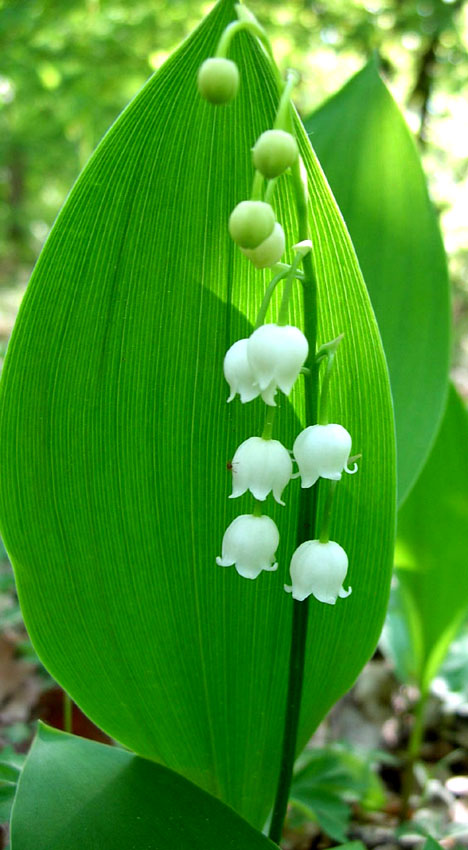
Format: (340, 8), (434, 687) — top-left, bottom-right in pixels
(318, 480), (338, 543)
(254, 269), (290, 330)
(316, 335), (344, 425)
(277, 250), (306, 327)
(400, 687), (429, 821)
(261, 405), (276, 440)
(268, 150), (319, 846)
(63, 691), (73, 734)
(215, 18), (276, 72)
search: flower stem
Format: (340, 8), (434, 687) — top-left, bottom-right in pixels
(268, 596), (310, 843)
(254, 269), (289, 330)
(274, 71), (300, 133)
(316, 334), (344, 425)
(253, 499), (263, 517)
(318, 480), (338, 543)
(400, 686), (429, 821)
(277, 250), (306, 326)
(251, 170), (264, 201)
(261, 405), (276, 440)
(215, 19), (275, 66)
(63, 691), (73, 734)
(268, 123), (319, 847)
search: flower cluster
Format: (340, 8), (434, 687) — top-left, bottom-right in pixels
(217, 306), (358, 604)
(198, 39), (359, 606)
(217, 394), (357, 603)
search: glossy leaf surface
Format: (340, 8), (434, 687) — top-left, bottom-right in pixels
(306, 59), (450, 504)
(395, 385), (468, 689)
(11, 725), (277, 850)
(0, 0), (395, 825)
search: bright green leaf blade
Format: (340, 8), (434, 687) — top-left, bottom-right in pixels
(10, 724), (277, 850)
(0, 0), (395, 826)
(396, 385), (468, 690)
(305, 58), (450, 504)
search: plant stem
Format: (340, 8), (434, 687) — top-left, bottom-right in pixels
(253, 499), (263, 517)
(274, 71), (300, 133)
(268, 143), (318, 846)
(261, 405), (276, 440)
(318, 480), (338, 543)
(277, 250), (306, 326)
(400, 687), (429, 821)
(254, 269), (289, 330)
(251, 170), (264, 201)
(63, 691), (73, 734)
(316, 335), (344, 425)
(215, 19), (276, 71)
(268, 596), (310, 843)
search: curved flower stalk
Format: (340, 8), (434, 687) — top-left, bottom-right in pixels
(293, 423), (357, 487)
(285, 539), (352, 604)
(230, 436), (292, 505)
(216, 514), (279, 579)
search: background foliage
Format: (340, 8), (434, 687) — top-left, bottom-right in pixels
(1, 0), (468, 373)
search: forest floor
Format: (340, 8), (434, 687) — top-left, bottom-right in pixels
(1, 558), (468, 850)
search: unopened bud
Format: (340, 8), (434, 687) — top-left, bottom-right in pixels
(229, 201), (275, 249)
(252, 130), (298, 178)
(197, 58), (239, 105)
(240, 222), (285, 268)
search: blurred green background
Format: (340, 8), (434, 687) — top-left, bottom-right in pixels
(1, 0), (467, 386)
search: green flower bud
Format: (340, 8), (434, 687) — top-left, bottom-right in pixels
(252, 130), (298, 179)
(228, 201), (275, 249)
(197, 58), (239, 105)
(240, 223), (285, 269)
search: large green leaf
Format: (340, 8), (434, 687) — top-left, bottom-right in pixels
(394, 385), (468, 690)
(0, 0), (395, 827)
(11, 724), (277, 850)
(306, 59), (450, 504)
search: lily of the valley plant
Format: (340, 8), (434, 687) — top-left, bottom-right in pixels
(199, 4), (360, 842)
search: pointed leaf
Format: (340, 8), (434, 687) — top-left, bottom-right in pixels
(10, 724), (277, 850)
(0, 0), (395, 826)
(306, 59), (450, 504)
(396, 385), (468, 689)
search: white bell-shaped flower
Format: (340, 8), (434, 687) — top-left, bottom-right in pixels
(230, 436), (292, 505)
(216, 514), (279, 579)
(247, 323), (308, 402)
(223, 338), (260, 404)
(293, 423), (356, 487)
(223, 338), (278, 405)
(285, 539), (352, 604)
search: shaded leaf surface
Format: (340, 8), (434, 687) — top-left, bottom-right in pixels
(395, 385), (468, 689)
(0, 0), (395, 826)
(11, 724), (277, 850)
(306, 59), (450, 504)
